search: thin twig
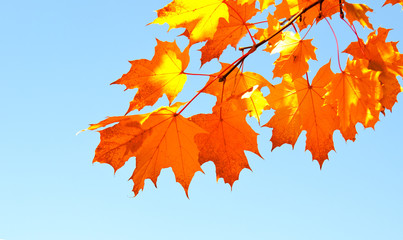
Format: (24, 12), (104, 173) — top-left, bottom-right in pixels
(239, 0), (324, 51)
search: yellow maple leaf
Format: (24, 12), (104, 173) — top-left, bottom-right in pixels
(151, 0), (229, 43)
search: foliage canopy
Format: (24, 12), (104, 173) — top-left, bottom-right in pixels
(86, 0), (403, 197)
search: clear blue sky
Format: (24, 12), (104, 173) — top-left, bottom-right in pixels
(0, 1), (402, 239)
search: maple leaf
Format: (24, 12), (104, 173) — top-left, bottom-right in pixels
(151, 0), (229, 43)
(199, 0), (258, 65)
(378, 71), (403, 112)
(237, 87), (270, 123)
(343, 2), (373, 29)
(271, 31), (317, 78)
(259, 0), (276, 11)
(343, 27), (403, 110)
(237, 0), (275, 10)
(190, 101), (261, 186)
(112, 40), (189, 113)
(237, 0), (255, 5)
(274, 0), (339, 30)
(88, 114), (149, 172)
(324, 59), (382, 141)
(383, 0), (403, 9)
(203, 63), (271, 123)
(254, 14), (282, 52)
(130, 103), (206, 196)
(265, 63), (338, 166)
(89, 103), (206, 197)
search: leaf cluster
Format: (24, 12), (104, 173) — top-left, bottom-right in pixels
(86, 0), (403, 197)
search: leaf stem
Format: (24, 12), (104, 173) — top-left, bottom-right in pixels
(301, 20), (315, 40)
(341, 18), (367, 59)
(183, 72), (213, 77)
(306, 73), (311, 86)
(292, 23), (298, 32)
(249, 21), (267, 25)
(324, 17), (343, 72)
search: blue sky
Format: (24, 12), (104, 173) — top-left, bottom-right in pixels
(0, 1), (402, 239)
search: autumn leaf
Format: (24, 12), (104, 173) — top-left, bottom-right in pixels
(265, 63), (338, 166)
(191, 101), (261, 186)
(271, 31), (317, 78)
(274, 0), (339, 30)
(383, 0), (403, 9)
(343, 27), (403, 110)
(237, 88), (270, 123)
(199, 0), (258, 65)
(378, 71), (403, 111)
(130, 103), (206, 196)
(254, 14), (282, 52)
(343, 2), (373, 29)
(112, 40), (189, 113)
(151, 0), (229, 43)
(203, 63), (271, 123)
(88, 114), (149, 172)
(89, 103), (206, 196)
(237, 0), (275, 10)
(259, 0), (275, 11)
(324, 59), (382, 141)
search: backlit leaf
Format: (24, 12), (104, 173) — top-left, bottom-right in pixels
(112, 40), (189, 113)
(152, 0), (229, 43)
(191, 101), (261, 185)
(265, 63), (338, 166)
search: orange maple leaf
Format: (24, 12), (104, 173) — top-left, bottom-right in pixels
(265, 63), (338, 166)
(343, 2), (373, 29)
(112, 40), (189, 113)
(274, 0), (339, 30)
(324, 59), (382, 141)
(89, 103), (206, 197)
(343, 27), (403, 110)
(199, 0), (258, 65)
(204, 63), (271, 123)
(191, 101), (261, 186)
(151, 0), (229, 43)
(254, 14), (282, 52)
(271, 31), (317, 78)
(383, 0), (403, 8)
(259, 0), (276, 11)
(88, 114), (149, 172)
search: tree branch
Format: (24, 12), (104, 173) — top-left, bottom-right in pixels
(240, 0), (324, 51)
